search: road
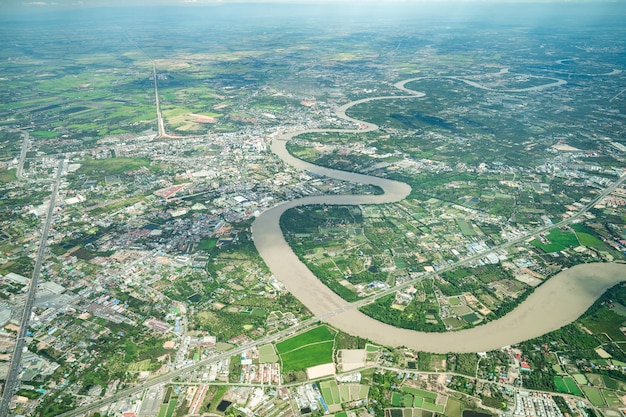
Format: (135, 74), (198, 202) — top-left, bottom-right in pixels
(0, 159), (64, 416)
(56, 318), (325, 417)
(153, 63), (166, 139)
(16, 130), (29, 180)
(54, 71), (626, 414)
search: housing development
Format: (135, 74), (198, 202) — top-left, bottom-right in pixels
(0, 2), (625, 417)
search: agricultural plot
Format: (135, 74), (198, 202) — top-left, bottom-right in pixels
(280, 341), (334, 373)
(391, 392), (403, 407)
(581, 386), (605, 407)
(554, 376), (583, 396)
(401, 387), (437, 399)
(127, 359), (151, 372)
(157, 399), (177, 417)
(602, 390), (623, 407)
(320, 380), (342, 407)
(276, 326), (335, 353)
(531, 229), (578, 253)
(573, 374), (588, 385)
(445, 398), (462, 417)
(277, 326), (336, 372)
(259, 344), (279, 363)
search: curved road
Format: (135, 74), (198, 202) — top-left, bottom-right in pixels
(252, 74), (626, 353)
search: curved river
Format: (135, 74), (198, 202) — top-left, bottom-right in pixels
(251, 76), (626, 353)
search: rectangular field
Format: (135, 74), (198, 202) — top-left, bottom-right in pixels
(320, 380), (341, 406)
(259, 344), (279, 363)
(401, 387), (438, 399)
(581, 386), (605, 407)
(276, 326), (334, 353)
(563, 377), (583, 396)
(391, 392), (403, 407)
(280, 341), (334, 372)
(602, 390), (623, 407)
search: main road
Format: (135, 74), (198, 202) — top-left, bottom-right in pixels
(0, 159), (64, 416)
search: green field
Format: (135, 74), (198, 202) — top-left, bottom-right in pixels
(0, 168), (16, 183)
(582, 386), (605, 407)
(401, 387), (438, 399)
(602, 390), (623, 407)
(571, 224), (609, 250)
(320, 380), (341, 406)
(258, 344), (279, 363)
(127, 359), (151, 372)
(531, 228), (578, 253)
(391, 392), (403, 407)
(573, 374), (588, 385)
(78, 157), (151, 176)
(157, 399), (177, 417)
(444, 398), (462, 417)
(279, 340), (334, 372)
(555, 376), (583, 396)
(276, 326), (335, 353)
(277, 326), (336, 372)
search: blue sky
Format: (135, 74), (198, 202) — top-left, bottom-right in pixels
(5, 0), (610, 6)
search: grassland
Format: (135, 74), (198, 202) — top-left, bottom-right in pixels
(78, 157), (152, 176)
(0, 168), (16, 183)
(531, 229), (579, 253)
(276, 326), (336, 372)
(554, 376), (583, 396)
(276, 326), (335, 353)
(581, 386), (605, 407)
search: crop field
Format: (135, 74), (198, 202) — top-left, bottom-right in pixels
(531, 229), (578, 253)
(279, 340), (334, 372)
(572, 374), (588, 385)
(259, 344), (280, 363)
(276, 326), (335, 353)
(554, 376), (583, 396)
(157, 399), (178, 417)
(0, 168), (17, 183)
(78, 157), (152, 176)
(444, 398), (462, 417)
(320, 380), (341, 406)
(581, 386), (605, 407)
(127, 359), (151, 372)
(602, 390), (623, 407)
(391, 392), (403, 407)
(401, 387), (437, 399)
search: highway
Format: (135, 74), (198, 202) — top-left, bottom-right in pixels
(0, 159), (64, 416)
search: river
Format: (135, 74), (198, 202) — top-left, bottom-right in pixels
(251, 73), (626, 354)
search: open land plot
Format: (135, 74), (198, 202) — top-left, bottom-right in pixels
(280, 341), (334, 373)
(258, 344), (279, 363)
(391, 392), (403, 407)
(444, 398), (462, 417)
(531, 229), (578, 253)
(602, 390), (623, 407)
(422, 402), (445, 413)
(582, 386), (606, 407)
(276, 325), (335, 353)
(565, 377), (583, 396)
(320, 380), (341, 406)
(401, 387), (437, 399)
(573, 374), (588, 385)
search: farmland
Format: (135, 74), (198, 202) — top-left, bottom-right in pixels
(276, 326), (336, 372)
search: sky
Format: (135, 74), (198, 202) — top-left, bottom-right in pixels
(5, 0), (618, 7)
